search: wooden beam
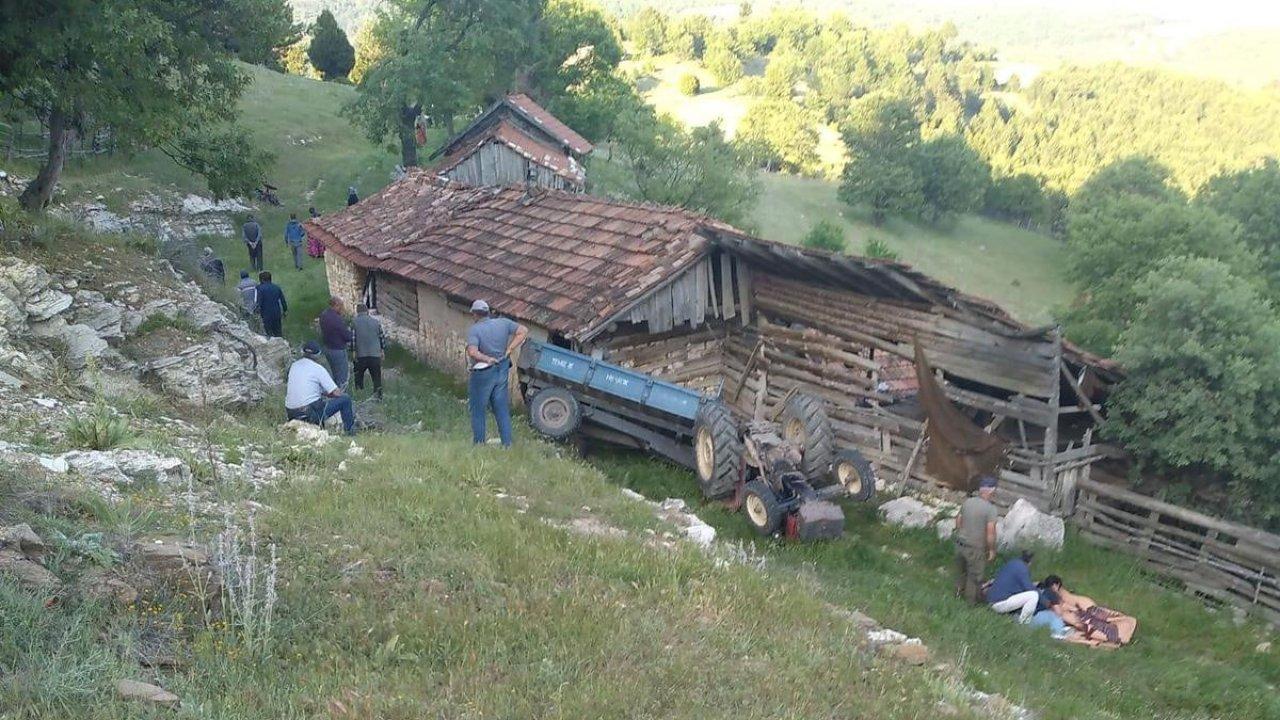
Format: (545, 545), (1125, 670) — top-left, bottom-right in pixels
(1060, 362), (1106, 426)
(730, 339), (764, 403)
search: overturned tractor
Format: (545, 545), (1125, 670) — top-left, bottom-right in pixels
(519, 341), (876, 540)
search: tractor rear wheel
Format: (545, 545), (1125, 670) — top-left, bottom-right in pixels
(528, 387), (581, 440)
(833, 448), (876, 502)
(693, 401), (742, 500)
(742, 479), (784, 536)
(780, 393), (835, 485)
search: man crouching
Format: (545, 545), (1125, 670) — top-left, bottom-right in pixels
(285, 341), (356, 434)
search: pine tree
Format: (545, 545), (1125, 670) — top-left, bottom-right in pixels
(308, 9), (355, 81)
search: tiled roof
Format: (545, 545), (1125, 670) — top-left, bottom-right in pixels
(305, 169), (722, 337)
(433, 119), (585, 184)
(505, 93), (594, 155)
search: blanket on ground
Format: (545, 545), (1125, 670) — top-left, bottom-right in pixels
(1056, 588), (1138, 648)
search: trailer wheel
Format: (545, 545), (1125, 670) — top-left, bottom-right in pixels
(528, 387), (581, 440)
(693, 401), (741, 500)
(833, 448), (876, 502)
(780, 393), (835, 485)
(743, 479), (784, 536)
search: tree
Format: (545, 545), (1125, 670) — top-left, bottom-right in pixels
(0, 0), (286, 211)
(1064, 189), (1251, 353)
(612, 112), (758, 225)
(1107, 256), (1280, 528)
(669, 15), (714, 60)
(838, 96), (924, 224)
(736, 98), (819, 174)
(802, 220), (846, 252)
(912, 134), (991, 225)
(226, 0), (301, 67)
(1197, 159), (1280, 292)
(280, 37), (321, 79)
(625, 8), (668, 57)
(526, 0), (622, 101)
(677, 73), (701, 96)
(346, 0), (540, 168)
(703, 33), (744, 86)
(548, 71), (641, 145)
(309, 9), (356, 80)
(350, 20), (389, 85)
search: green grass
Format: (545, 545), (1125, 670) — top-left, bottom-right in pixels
(752, 173), (1074, 323)
(594, 453), (1280, 720)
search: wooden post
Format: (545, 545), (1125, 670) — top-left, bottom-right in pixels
(1042, 326), (1063, 500)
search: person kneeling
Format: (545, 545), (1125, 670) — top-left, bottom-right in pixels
(986, 550), (1040, 624)
(285, 341), (356, 434)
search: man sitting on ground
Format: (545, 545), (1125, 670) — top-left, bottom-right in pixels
(986, 550), (1041, 623)
(199, 247), (225, 285)
(285, 341), (355, 434)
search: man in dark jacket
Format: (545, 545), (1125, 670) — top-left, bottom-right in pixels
(352, 303), (385, 398)
(346, 186), (359, 206)
(284, 213), (306, 270)
(256, 271), (288, 338)
(318, 296), (352, 387)
(243, 214), (264, 271)
(986, 551), (1040, 623)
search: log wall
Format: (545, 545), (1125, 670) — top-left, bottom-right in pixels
(1075, 478), (1280, 625)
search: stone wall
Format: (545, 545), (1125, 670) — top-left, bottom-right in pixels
(323, 254), (364, 310)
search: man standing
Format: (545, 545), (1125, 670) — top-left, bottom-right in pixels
(465, 300), (528, 447)
(236, 270), (258, 328)
(318, 296), (352, 387)
(346, 186), (359, 206)
(953, 475), (1000, 604)
(256, 271), (287, 338)
(352, 303), (385, 399)
(242, 214), (264, 271)
(285, 341), (356, 434)
(284, 213), (306, 270)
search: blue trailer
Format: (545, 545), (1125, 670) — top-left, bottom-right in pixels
(517, 340), (711, 470)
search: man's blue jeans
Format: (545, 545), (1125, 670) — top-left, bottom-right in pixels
(1030, 609), (1069, 637)
(469, 359), (513, 446)
(324, 347), (349, 387)
(288, 395), (355, 434)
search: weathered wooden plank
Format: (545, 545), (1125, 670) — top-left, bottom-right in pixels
(720, 252), (737, 321)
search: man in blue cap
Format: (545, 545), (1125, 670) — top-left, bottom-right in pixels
(953, 475), (1000, 604)
(465, 299), (528, 447)
(284, 341), (356, 434)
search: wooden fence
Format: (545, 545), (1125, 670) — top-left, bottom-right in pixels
(1074, 478), (1280, 625)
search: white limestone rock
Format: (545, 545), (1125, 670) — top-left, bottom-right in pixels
(997, 498), (1065, 551)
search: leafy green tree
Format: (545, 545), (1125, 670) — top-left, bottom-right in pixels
(984, 173), (1049, 229)
(1065, 188), (1250, 353)
(625, 8), (668, 57)
(761, 42), (805, 99)
(912, 134), (991, 225)
(703, 34), (744, 86)
(1197, 159), (1280, 291)
(838, 96), (924, 224)
(802, 220), (846, 252)
(1107, 256), (1280, 528)
(736, 98), (819, 174)
(280, 36), (321, 79)
(350, 20), (389, 85)
(0, 0), (286, 210)
(612, 112), (758, 225)
(227, 0), (301, 67)
(309, 9), (356, 80)
(677, 73), (701, 96)
(526, 0), (621, 100)
(346, 0), (539, 168)
(669, 15), (714, 60)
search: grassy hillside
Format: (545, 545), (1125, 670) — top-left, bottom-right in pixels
(752, 174), (1073, 323)
(50, 64), (412, 338)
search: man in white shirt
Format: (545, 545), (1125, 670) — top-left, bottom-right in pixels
(285, 341), (356, 434)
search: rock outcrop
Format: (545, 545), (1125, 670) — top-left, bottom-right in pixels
(997, 498), (1065, 551)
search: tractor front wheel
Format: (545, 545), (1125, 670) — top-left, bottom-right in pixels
(833, 448), (876, 502)
(743, 479), (784, 536)
(693, 401), (742, 500)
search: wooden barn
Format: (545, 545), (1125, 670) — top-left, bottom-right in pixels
(307, 170), (1122, 516)
(427, 93), (592, 192)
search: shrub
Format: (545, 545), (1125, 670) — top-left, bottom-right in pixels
(677, 73), (701, 96)
(863, 238), (899, 261)
(135, 313), (200, 336)
(801, 220), (846, 252)
(66, 403), (131, 451)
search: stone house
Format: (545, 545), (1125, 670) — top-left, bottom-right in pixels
(306, 169), (1121, 515)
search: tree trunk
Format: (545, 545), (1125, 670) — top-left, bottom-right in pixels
(398, 105), (418, 167)
(19, 109), (73, 211)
